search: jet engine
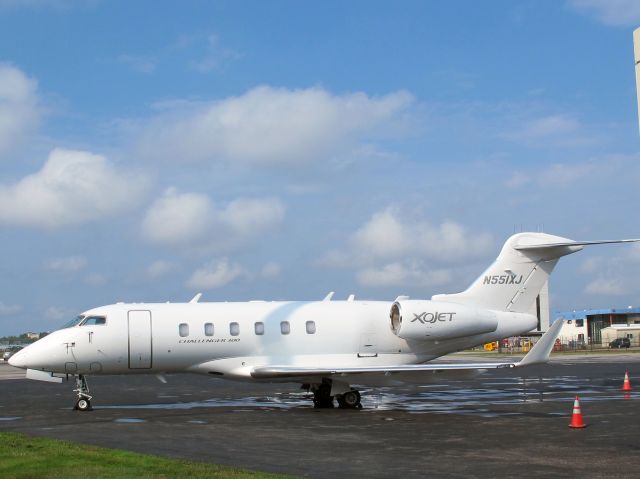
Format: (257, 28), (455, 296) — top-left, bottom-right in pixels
(390, 300), (498, 341)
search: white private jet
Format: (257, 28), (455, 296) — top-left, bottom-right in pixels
(9, 232), (638, 411)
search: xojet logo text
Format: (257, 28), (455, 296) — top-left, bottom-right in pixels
(483, 274), (523, 285)
(411, 312), (456, 324)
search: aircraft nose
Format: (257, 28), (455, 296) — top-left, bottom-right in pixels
(8, 349), (28, 369)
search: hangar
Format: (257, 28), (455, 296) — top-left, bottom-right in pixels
(553, 307), (640, 348)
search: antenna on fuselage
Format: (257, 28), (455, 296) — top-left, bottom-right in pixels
(189, 293), (202, 304)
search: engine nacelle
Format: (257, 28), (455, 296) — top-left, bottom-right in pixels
(390, 300), (498, 341)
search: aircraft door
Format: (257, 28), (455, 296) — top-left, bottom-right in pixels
(128, 310), (152, 369)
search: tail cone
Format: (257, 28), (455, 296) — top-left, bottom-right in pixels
(568, 395), (587, 429)
(622, 372), (632, 392)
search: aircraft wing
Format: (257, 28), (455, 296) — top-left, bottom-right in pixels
(251, 319), (563, 379)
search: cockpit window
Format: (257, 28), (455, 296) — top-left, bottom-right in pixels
(60, 315), (86, 330)
(81, 316), (106, 326)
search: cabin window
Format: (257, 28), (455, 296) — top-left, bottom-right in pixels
(230, 322), (240, 336)
(280, 321), (290, 335)
(179, 323), (189, 337)
(204, 323), (214, 336)
(81, 316), (106, 326)
(306, 321), (316, 334)
(254, 322), (264, 335)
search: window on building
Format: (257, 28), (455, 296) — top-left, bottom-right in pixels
(230, 322), (240, 336)
(306, 321), (316, 334)
(204, 323), (214, 336)
(254, 322), (264, 335)
(179, 323), (189, 337)
(576, 319), (584, 327)
(280, 321), (290, 335)
(81, 316), (106, 326)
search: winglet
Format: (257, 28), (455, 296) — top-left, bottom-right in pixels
(189, 293), (202, 304)
(516, 319), (564, 367)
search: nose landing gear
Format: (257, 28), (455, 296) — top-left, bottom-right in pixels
(73, 374), (93, 411)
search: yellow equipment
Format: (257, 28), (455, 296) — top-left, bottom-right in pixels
(483, 341), (499, 351)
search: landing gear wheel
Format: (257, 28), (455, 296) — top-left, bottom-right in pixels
(73, 374), (93, 412)
(337, 389), (362, 409)
(313, 383), (334, 408)
(75, 398), (92, 411)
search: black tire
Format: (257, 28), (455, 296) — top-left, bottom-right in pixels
(75, 398), (92, 411)
(337, 390), (361, 409)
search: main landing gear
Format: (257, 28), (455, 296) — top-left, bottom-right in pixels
(307, 380), (362, 409)
(73, 374), (93, 411)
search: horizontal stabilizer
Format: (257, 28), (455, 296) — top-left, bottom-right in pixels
(515, 238), (640, 251)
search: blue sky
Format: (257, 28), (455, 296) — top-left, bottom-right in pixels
(1, 0), (640, 335)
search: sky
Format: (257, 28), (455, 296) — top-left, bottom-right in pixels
(1, 0), (640, 335)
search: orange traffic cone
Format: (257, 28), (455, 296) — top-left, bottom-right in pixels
(622, 372), (632, 392)
(568, 396), (587, 429)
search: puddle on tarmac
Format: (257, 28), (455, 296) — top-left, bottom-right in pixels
(188, 420), (207, 424)
(94, 376), (634, 419)
(0, 417), (21, 421)
(113, 418), (147, 423)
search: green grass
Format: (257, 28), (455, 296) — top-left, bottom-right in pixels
(0, 432), (297, 479)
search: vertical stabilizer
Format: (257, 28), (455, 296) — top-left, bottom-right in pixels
(634, 27), (640, 134)
(432, 233), (579, 313)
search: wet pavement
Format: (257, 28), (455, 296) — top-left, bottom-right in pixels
(1, 356), (640, 478)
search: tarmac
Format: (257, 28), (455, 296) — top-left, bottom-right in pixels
(1, 355), (640, 478)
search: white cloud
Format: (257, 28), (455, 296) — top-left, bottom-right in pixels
(503, 114), (595, 148)
(44, 256), (87, 272)
(137, 86), (413, 166)
(189, 33), (240, 73)
(538, 162), (597, 187)
(569, 0), (640, 26)
(356, 263), (452, 288)
(186, 257), (246, 289)
(320, 207), (493, 289)
(581, 244), (640, 296)
(85, 273), (107, 286)
(261, 262), (281, 279)
(351, 208), (494, 263)
(44, 306), (71, 321)
(146, 260), (175, 279)
(141, 188), (213, 245)
(0, 148), (147, 228)
(141, 188), (285, 249)
(117, 54), (157, 73)
(0, 301), (21, 316)
(585, 277), (628, 295)
(505, 172), (530, 189)
(0, 64), (39, 155)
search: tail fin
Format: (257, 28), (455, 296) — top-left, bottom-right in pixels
(432, 232), (639, 313)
